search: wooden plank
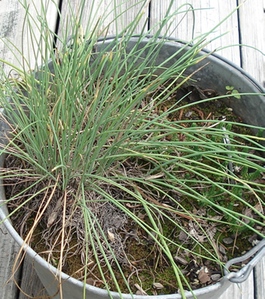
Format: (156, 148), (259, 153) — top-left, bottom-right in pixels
(219, 272), (255, 299)
(254, 256), (265, 299)
(18, 255), (49, 299)
(0, 224), (20, 299)
(56, 0), (149, 47)
(0, 0), (58, 72)
(149, 0), (240, 65)
(0, 1), (59, 298)
(238, 0), (265, 86)
(238, 3), (265, 295)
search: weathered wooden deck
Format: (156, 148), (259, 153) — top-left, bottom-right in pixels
(0, 0), (265, 298)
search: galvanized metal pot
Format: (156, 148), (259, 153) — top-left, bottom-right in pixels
(1, 36), (265, 299)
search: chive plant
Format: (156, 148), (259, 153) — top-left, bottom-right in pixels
(0, 0), (264, 298)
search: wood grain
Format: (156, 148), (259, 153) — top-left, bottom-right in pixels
(218, 272), (255, 299)
(0, 0), (58, 72)
(149, 0), (241, 64)
(238, 0), (265, 86)
(56, 0), (149, 48)
(0, 224), (20, 299)
(254, 256), (265, 299)
(0, 1), (58, 298)
(18, 256), (50, 299)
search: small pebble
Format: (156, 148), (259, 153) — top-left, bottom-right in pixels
(211, 274), (221, 281)
(174, 255), (189, 265)
(185, 111), (193, 117)
(153, 282), (164, 290)
(223, 237), (234, 245)
(219, 244), (226, 255)
(178, 230), (188, 242)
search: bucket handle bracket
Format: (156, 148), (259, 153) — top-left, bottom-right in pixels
(224, 239), (265, 283)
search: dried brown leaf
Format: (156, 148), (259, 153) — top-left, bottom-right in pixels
(242, 208), (254, 224)
(254, 202), (264, 213)
(198, 267), (211, 284)
(107, 229), (115, 242)
(47, 211), (58, 228)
